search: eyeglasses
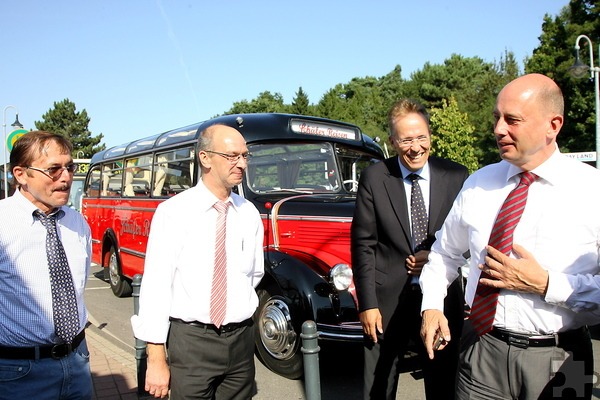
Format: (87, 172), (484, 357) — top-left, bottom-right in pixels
(395, 135), (430, 148)
(26, 163), (78, 179)
(204, 150), (252, 164)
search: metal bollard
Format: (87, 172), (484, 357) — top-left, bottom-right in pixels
(132, 274), (149, 396)
(301, 320), (321, 400)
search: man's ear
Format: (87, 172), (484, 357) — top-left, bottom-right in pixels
(548, 114), (564, 140)
(12, 166), (28, 186)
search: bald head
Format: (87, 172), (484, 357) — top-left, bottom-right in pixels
(499, 73), (564, 117)
(493, 74), (564, 170)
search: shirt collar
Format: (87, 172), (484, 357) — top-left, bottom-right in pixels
(196, 179), (237, 212)
(398, 159), (430, 182)
(503, 146), (563, 186)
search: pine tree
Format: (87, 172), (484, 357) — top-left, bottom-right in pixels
(35, 99), (105, 158)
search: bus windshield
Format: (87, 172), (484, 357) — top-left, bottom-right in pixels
(245, 142), (379, 194)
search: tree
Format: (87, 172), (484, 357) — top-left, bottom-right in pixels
(429, 97), (479, 173)
(525, 0), (600, 153)
(225, 91), (286, 114)
(290, 86), (311, 115)
(35, 99), (105, 158)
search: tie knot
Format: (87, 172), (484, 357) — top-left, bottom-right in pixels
(213, 201), (230, 214)
(33, 210), (61, 228)
(519, 172), (537, 187)
(407, 173), (421, 183)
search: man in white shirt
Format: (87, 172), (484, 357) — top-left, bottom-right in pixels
(131, 124), (264, 399)
(420, 73), (600, 399)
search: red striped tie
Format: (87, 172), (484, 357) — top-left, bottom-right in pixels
(210, 201), (230, 328)
(469, 172), (537, 336)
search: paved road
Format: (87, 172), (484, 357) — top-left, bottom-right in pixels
(85, 264), (600, 399)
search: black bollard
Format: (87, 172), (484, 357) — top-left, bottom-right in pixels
(132, 274), (149, 396)
(301, 320), (321, 400)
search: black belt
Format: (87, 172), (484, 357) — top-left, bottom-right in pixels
(0, 330), (85, 360)
(488, 326), (587, 349)
(170, 317), (253, 333)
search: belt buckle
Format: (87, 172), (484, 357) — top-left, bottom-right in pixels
(51, 343), (72, 359)
(507, 334), (529, 349)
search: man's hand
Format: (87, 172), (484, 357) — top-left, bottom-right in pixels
(479, 243), (549, 295)
(145, 343), (171, 398)
(420, 309), (450, 360)
(359, 308), (383, 343)
(406, 250), (430, 277)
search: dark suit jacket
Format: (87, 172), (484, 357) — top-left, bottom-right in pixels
(351, 156), (468, 331)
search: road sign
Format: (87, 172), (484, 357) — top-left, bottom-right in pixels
(6, 129), (28, 152)
(563, 151), (597, 162)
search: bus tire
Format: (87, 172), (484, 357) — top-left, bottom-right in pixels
(106, 245), (132, 297)
(253, 289), (303, 380)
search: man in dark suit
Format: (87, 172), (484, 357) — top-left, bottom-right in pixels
(352, 99), (468, 400)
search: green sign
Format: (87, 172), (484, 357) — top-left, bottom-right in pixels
(6, 129), (28, 152)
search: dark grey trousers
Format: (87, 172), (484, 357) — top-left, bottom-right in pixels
(456, 320), (593, 400)
(167, 320), (256, 400)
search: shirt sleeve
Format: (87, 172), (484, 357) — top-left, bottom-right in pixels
(420, 191), (467, 313)
(130, 204), (176, 343)
(250, 209), (265, 288)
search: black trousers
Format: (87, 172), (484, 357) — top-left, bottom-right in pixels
(167, 320), (256, 400)
(364, 279), (463, 400)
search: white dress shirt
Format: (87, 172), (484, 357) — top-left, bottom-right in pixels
(0, 189), (91, 346)
(420, 149), (600, 334)
(131, 180), (265, 343)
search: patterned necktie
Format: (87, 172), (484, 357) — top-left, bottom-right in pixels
(469, 172), (537, 335)
(34, 210), (80, 343)
(210, 201), (230, 328)
(408, 174), (428, 252)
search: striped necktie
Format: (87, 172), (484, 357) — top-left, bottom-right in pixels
(469, 172), (537, 335)
(210, 201), (230, 328)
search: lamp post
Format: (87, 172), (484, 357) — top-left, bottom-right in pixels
(570, 34), (600, 168)
(3, 105), (24, 198)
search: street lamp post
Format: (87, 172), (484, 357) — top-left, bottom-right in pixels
(3, 105), (24, 198)
(570, 34), (600, 168)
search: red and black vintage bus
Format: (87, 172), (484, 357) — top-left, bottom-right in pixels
(82, 113), (384, 378)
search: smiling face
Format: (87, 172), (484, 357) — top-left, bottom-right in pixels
(13, 140), (74, 214)
(389, 112), (431, 172)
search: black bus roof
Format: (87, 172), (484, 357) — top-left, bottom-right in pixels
(90, 113), (383, 164)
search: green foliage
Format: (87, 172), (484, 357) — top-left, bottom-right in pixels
(525, 0), (600, 153)
(225, 91), (287, 114)
(290, 86), (311, 115)
(35, 99), (105, 158)
(430, 98), (479, 173)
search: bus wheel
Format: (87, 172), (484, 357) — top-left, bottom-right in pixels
(254, 289), (303, 379)
(106, 246), (132, 297)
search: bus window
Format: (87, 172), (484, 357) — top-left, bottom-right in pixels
(124, 155), (152, 197)
(85, 166), (102, 198)
(153, 146), (194, 197)
(102, 162), (124, 197)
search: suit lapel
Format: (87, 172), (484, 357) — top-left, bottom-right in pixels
(381, 158), (413, 246)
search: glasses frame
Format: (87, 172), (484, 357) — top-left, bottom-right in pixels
(26, 163), (78, 180)
(394, 135), (430, 148)
(204, 150), (252, 164)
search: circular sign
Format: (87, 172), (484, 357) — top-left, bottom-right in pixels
(7, 129), (28, 152)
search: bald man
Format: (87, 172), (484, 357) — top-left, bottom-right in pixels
(420, 74), (600, 399)
(132, 124), (264, 399)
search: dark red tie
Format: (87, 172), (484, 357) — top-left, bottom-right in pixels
(469, 172), (537, 336)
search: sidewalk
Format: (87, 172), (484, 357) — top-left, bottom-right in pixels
(87, 325), (145, 399)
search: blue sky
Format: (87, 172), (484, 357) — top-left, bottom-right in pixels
(1, 0), (568, 162)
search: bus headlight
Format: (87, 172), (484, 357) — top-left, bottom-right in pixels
(330, 264), (353, 291)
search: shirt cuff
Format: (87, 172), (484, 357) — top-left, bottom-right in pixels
(131, 314), (171, 343)
(543, 270), (573, 306)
